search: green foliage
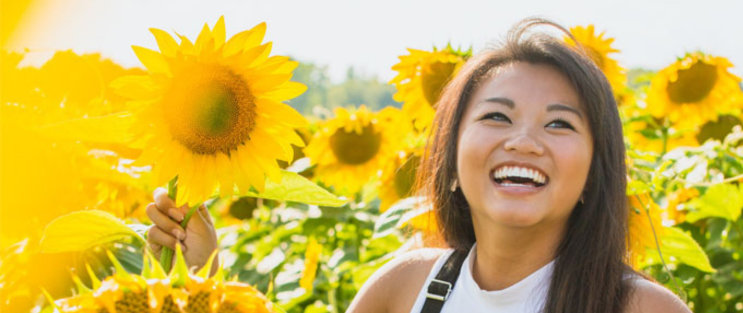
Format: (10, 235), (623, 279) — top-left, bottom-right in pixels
(688, 183), (743, 222)
(216, 200), (406, 313)
(630, 128), (743, 312)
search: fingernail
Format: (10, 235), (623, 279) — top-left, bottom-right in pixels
(172, 229), (186, 240)
(169, 209), (184, 221)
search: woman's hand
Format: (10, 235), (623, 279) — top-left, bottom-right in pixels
(146, 187), (219, 276)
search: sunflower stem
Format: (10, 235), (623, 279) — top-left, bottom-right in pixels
(161, 176), (200, 274)
(160, 178), (178, 273)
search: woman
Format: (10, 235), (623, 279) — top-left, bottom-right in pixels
(146, 18), (692, 313)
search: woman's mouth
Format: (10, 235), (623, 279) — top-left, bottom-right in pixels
(491, 165), (549, 193)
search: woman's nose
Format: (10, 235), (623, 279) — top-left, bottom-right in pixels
(503, 130), (545, 155)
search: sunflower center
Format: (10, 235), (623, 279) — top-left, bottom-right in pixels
(329, 124), (382, 165)
(164, 64), (255, 155)
(696, 115), (742, 143)
(394, 155), (420, 198)
(421, 61), (457, 107)
(666, 61), (718, 103)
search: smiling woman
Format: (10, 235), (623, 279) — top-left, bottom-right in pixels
(346, 18), (692, 313)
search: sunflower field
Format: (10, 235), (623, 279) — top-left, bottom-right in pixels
(2, 12), (743, 313)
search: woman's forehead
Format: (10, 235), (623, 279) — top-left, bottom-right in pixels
(467, 62), (584, 113)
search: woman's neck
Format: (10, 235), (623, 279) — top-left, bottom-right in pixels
(470, 221), (565, 291)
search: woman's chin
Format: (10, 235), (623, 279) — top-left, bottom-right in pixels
(478, 206), (547, 228)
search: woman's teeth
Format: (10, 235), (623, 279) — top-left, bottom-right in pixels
(493, 166), (547, 187)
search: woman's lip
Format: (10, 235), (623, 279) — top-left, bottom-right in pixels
(491, 177), (546, 196)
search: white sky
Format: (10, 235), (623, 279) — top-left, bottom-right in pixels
(7, 0), (743, 83)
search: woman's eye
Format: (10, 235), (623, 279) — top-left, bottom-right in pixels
(482, 112), (511, 123)
(546, 118), (575, 130)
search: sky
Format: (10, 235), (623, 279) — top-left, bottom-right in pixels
(7, 0), (743, 83)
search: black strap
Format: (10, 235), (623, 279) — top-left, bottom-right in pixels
(420, 249), (469, 313)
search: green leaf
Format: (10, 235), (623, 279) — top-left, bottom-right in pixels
(40, 210), (144, 253)
(643, 227), (716, 273)
(373, 197), (421, 239)
(626, 180), (651, 196)
(36, 112), (136, 144)
(235, 170), (346, 207)
(687, 183), (743, 222)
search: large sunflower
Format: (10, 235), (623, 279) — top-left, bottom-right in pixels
(113, 17), (307, 206)
(389, 45), (470, 131)
(304, 105), (401, 195)
(564, 25), (627, 102)
(647, 53), (743, 129)
(50, 249), (274, 313)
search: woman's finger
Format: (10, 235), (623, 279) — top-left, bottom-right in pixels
(146, 226), (162, 254)
(147, 225), (186, 252)
(154, 187), (190, 216)
(146, 203), (187, 241)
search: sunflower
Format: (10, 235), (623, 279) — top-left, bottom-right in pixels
(379, 149), (421, 211)
(49, 248), (274, 313)
(303, 105), (401, 195)
(564, 25), (627, 102)
(664, 187), (700, 225)
(389, 45), (470, 131)
(647, 53), (743, 129)
(112, 17), (307, 207)
(299, 237), (322, 291)
(622, 116), (699, 153)
(627, 193), (666, 267)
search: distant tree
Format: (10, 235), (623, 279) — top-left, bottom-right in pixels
(286, 60), (331, 115)
(288, 59), (401, 115)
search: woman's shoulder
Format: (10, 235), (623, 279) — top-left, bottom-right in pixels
(624, 277), (692, 313)
(346, 247), (450, 313)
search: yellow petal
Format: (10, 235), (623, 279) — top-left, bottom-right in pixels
(256, 98), (307, 127)
(175, 32), (195, 55)
(110, 75), (159, 100)
(237, 42), (272, 69)
(236, 148), (266, 193)
(262, 81), (307, 101)
(223, 22), (267, 57)
(251, 128), (290, 161)
(198, 154), (218, 203)
(261, 120), (305, 147)
(149, 28), (179, 57)
(245, 141), (281, 183)
(248, 73), (292, 93)
(132, 45), (171, 75)
(231, 150), (253, 194)
(213, 16), (226, 48)
(176, 154), (196, 206)
(194, 22), (214, 54)
(216, 152), (235, 197)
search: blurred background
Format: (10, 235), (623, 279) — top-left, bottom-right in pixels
(2, 1), (743, 313)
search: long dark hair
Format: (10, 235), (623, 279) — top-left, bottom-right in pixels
(416, 18), (634, 313)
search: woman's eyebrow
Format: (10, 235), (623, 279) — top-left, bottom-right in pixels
(546, 103), (583, 120)
(480, 97), (514, 108)
(478, 98), (584, 120)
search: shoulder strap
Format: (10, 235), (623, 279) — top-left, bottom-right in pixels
(420, 249), (469, 313)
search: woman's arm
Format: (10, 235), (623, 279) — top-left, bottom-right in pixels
(346, 248), (445, 313)
(625, 278), (692, 313)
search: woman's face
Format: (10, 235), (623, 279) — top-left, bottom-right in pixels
(456, 62), (593, 230)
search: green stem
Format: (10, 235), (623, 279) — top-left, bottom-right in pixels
(159, 177), (199, 273)
(661, 126), (669, 156)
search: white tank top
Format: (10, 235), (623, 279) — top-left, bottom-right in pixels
(409, 243), (555, 313)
